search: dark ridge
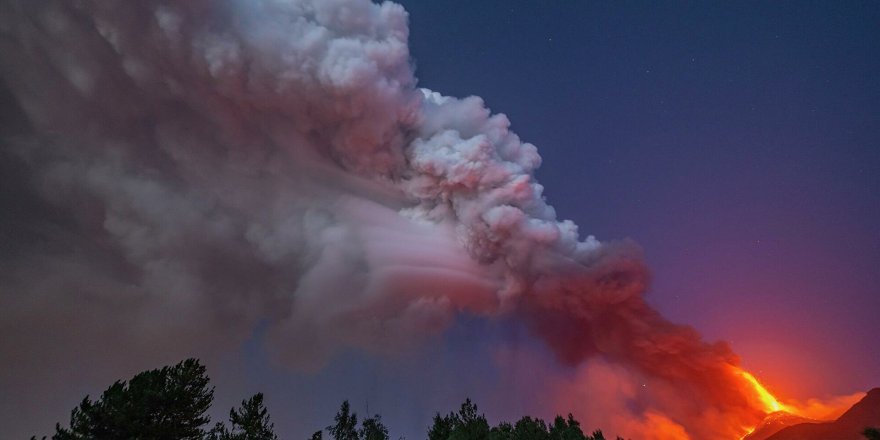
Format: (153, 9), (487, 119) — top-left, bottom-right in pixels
(764, 388), (880, 440)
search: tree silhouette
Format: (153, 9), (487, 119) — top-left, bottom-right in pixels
(360, 414), (390, 440)
(428, 399), (492, 440)
(511, 416), (549, 440)
(209, 393), (278, 440)
(864, 427), (880, 440)
(426, 399), (619, 440)
(489, 421), (513, 440)
(451, 399), (491, 440)
(40, 368), (625, 440)
(323, 400), (392, 440)
(428, 412), (455, 440)
(328, 401), (360, 440)
(548, 415), (586, 440)
(47, 358), (213, 440)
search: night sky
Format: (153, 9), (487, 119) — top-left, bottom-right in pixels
(1, 1), (878, 439)
(400, 0), (880, 398)
(240, 1), (880, 436)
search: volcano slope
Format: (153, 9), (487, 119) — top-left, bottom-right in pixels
(760, 388), (880, 440)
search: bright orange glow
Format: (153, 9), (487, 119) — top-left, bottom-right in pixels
(731, 368), (863, 439)
(736, 369), (789, 413)
(734, 367), (792, 439)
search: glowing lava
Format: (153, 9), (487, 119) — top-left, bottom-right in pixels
(736, 368), (790, 414)
(732, 367), (792, 439)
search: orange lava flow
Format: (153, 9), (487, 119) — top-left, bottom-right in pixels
(731, 367), (866, 440)
(733, 367), (792, 439)
(736, 369), (791, 414)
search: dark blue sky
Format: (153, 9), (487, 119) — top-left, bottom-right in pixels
(237, 3), (879, 438)
(399, 0), (879, 398)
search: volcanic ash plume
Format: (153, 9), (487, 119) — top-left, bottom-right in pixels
(0, 0), (830, 438)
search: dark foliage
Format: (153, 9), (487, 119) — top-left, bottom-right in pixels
(328, 401), (360, 440)
(865, 427), (880, 440)
(427, 399), (491, 440)
(46, 358), (213, 440)
(360, 415), (390, 440)
(37, 360), (624, 440)
(424, 399), (622, 440)
(427, 413), (454, 440)
(209, 393), (278, 440)
(548, 415), (586, 440)
(322, 400), (391, 440)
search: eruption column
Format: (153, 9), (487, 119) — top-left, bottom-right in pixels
(0, 1), (858, 439)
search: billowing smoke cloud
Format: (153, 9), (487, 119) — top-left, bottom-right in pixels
(0, 0), (793, 438)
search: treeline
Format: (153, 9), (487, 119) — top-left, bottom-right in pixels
(31, 358), (880, 440)
(315, 399), (620, 440)
(33, 359), (275, 440)
(32, 359), (619, 440)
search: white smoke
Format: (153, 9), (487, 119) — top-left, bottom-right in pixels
(0, 0), (615, 373)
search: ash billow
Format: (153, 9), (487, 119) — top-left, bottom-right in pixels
(0, 0), (805, 438)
